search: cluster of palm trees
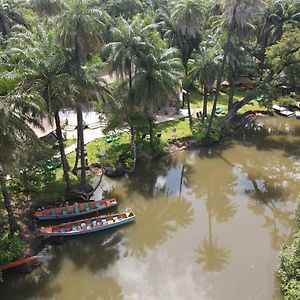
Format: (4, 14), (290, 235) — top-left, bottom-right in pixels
(0, 0), (300, 234)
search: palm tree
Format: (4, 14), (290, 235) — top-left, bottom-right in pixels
(205, 0), (265, 141)
(104, 17), (151, 172)
(0, 0), (27, 37)
(56, 0), (109, 187)
(170, 0), (204, 124)
(188, 47), (219, 120)
(133, 48), (182, 149)
(7, 24), (74, 189)
(31, 0), (65, 17)
(0, 79), (43, 234)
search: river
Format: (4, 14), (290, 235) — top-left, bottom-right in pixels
(1, 116), (300, 300)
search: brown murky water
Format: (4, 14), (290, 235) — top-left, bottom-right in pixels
(1, 116), (300, 300)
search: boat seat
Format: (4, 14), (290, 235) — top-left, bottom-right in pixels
(62, 209), (68, 215)
(92, 220), (97, 228)
(74, 206), (80, 214)
(51, 210), (56, 215)
(95, 201), (101, 208)
(85, 204), (91, 212)
(101, 219), (107, 224)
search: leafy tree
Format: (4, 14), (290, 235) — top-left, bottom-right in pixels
(0, 0), (27, 37)
(254, 0), (300, 78)
(266, 24), (300, 92)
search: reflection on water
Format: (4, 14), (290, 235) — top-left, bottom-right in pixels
(1, 116), (300, 300)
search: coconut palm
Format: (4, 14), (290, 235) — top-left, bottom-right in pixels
(56, 0), (109, 187)
(170, 0), (204, 124)
(0, 76), (43, 234)
(0, 0), (27, 37)
(133, 48), (182, 149)
(188, 47), (220, 120)
(104, 17), (151, 172)
(30, 0), (65, 17)
(7, 24), (74, 189)
(205, 0), (265, 141)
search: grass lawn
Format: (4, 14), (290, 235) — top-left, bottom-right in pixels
(189, 87), (269, 115)
(53, 87), (275, 181)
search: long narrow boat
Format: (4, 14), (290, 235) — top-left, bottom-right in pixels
(0, 256), (38, 271)
(34, 199), (117, 220)
(39, 212), (135, 237)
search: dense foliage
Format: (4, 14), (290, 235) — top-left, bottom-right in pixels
(277, 199), (300, 300)
(0, 0), (299, 291)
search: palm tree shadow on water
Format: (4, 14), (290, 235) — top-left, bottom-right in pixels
(117, 193), (195, 258)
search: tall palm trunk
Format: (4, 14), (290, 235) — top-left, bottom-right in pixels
(0, 165), (18, 235)
(77, 104), (86, 188)
(202, 85), (209, 120)
(205, 7), (236, 140)
(54, 111), (71, 189)
(73, 37), (87, 187)
(129, 125), (137, 172)
(148, 117), (154, 150)
(184, 68), (193, 125)
(72, 38), (82, 175)
(128, 68), (137, 172)
(227, 72), (234, 111)
(72, 125), (80, 175)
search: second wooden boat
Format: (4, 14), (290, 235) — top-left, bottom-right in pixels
(34, 198), (117, 220)
(39, 212), (135, 237)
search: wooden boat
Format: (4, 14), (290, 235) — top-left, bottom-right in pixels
(34, 198), (117, 220)
(0, 256), (38, 271)
(39, 212), (135, 237)
(272, 105), (295, 117)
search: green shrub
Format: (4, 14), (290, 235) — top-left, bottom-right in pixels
(0, 234), (24, 265)
(278, 97), (295, 110)
(277, 198), (300, 299)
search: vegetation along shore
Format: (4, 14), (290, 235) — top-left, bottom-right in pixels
(1, 0), (300, 299)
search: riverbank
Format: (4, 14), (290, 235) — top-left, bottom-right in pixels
(0, 109), (293, 276)
(2, 114), (299, 298)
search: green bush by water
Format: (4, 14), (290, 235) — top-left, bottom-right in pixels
(277, 199), (300, 300)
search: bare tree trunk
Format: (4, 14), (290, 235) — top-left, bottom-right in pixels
(0, 165), (18, 235)
(54, 111), (71, 189)
(218, 72), (275, 127)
